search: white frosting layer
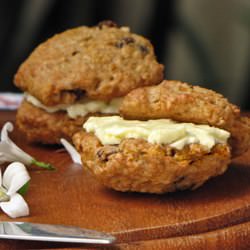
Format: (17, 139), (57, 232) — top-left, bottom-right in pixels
(25, 94), (122, 118)
(83, 116), (230, 150)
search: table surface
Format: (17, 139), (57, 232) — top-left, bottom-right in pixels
(0, 111), (250, 250)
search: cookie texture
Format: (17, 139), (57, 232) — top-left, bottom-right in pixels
(16, 100), (88, 144)
(14, 22), (164, 106)
(73, 131), (231, 194)
(120, 80), (250, 156)
(120, 80), (239, 129)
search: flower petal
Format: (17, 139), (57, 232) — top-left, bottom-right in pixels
(0, 142), (20, 163)
(0, 186), (9, 202)
(0, 122), (33, 165)
(0, 193), (29, 218)
(1, 122), (14, 142)
(60, 138), (82, 165)
(3, 162), (30, 196)
(0, 153), (7, 164)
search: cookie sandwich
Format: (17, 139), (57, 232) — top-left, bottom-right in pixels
(73, 80), (250, 193)
(14, 21), (164, 144)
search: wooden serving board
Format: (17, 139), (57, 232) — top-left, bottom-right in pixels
(0, 111), (250, 249)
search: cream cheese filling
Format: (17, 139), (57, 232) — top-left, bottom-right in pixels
(83, 116), (230, 150)
(25, 93), (122, 119)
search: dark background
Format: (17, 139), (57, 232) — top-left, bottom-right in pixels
(0, 0), (249, 109)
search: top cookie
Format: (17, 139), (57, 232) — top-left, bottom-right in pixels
(14, 21), (164, 106)
(120, 80), (240, 130)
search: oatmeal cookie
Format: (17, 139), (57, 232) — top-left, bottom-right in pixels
(73, 131), (231, 194)
(14, 21), (164, 106)
(71, 80), (249, 193)
(120, 80), (239, 129)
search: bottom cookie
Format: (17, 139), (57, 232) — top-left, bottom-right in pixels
(16, 101), (87, 144)
(73, 131), (231, 194)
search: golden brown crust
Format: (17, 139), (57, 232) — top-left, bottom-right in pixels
(14, 25), (163, 106)
(16, 100), (87, 144)
(120, 80), (240, 130)
(73, 131), (231, 194)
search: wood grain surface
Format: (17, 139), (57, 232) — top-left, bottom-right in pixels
(0, 111), (250, 249)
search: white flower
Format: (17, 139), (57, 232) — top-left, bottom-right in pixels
(0, 162), (30, 218)
(0, 122), (33, 165)
(0, 122), (54, 170)
(60, 138), (82, 165)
